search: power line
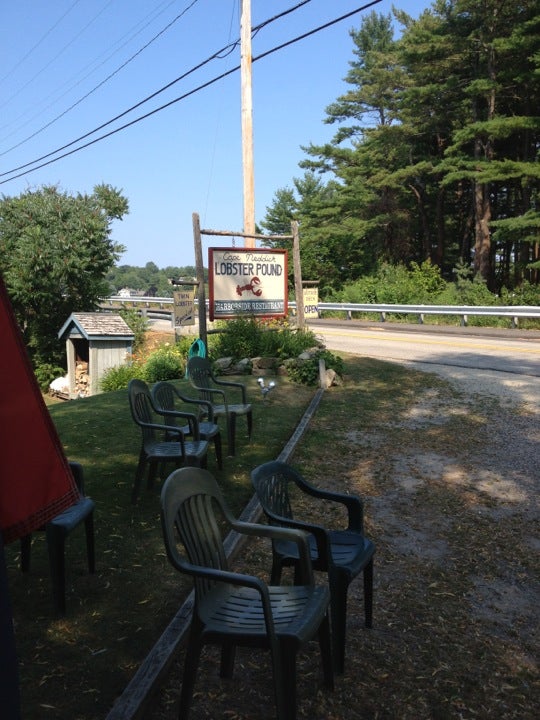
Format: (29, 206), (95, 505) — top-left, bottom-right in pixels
(0, 0), (308, 151)
(0, 1), (382, 186)
(0, 0), (201, 157)
(0, 0), (83, 88)
(0, 0), (116, 112)
(0, 1), (311, 176)
(0, 40), (240, 179)
(0, 0), (185, 141)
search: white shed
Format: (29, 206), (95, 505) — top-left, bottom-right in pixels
(58, 312), (134, 399)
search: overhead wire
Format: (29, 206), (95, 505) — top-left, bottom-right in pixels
(202, 0), (239, 227)
(0, 0), (382, 186)
(1, 0), (313, 156)
(0, 0), (116, 111)
(0, 0), (311, 176)
(0, 40), (241, 179)
(0, 0), (201, 153)
(0, 0), (83, 88)
(0, 0), (187, 141)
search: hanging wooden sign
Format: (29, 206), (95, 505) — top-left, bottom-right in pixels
(208, 247), (288, 320)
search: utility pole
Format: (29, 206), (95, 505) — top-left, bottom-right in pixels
(240, 0), (255, 246)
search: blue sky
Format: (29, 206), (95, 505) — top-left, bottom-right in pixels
(0, 0), (431, 268)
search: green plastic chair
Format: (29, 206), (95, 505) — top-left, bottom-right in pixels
(186, 356), (252, 456)
(160, 466), (334, 720)
(127, 379), (208, 503)
(20, 461), (95, 614)
(251, 460), (375, 674)
(151, 380), (223, 469)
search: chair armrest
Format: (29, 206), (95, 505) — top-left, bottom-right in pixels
(213, 376), (248, 404)
(174, 560), (267, 593)
(233, 519), (315, 585)
(296, 479), (365, 534)
(138, 420), (186, 451)
(176, 392), (216, 422)
(158, 409), (201, 440)
(255, 511), (333, 568)
(168, 558), (276, 634)
(191, 383), (228, 407)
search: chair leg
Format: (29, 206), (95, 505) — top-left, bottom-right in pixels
(20, 534), (32, 572)
(227, 413), (237, 456)
(329, 578), (348, 675)
(214, 434), (223, 470)
(246, 409), (253, 440)
(364, 558), (374, 628)
(269, 640), (288, 720)
(280, 643), (297, 720)
(131, 452), (147, 503)
(147, 459), (159, 489)
(318, 611), (334, 690)
(45, 525), (66, 615)
(85, 513), (95, 574)
(220, 643), (236, 679)
(179, 622), (204, 719)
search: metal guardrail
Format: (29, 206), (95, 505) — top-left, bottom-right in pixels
(101, 296), (540, 327)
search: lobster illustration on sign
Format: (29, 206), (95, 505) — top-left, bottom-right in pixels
(236, 276), (262, 296)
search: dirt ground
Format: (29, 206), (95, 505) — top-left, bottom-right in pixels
(140, 359), (539, 720)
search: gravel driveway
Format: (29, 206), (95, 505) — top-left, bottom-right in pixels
(404, 360), (540, 413)
(147, 356), (539, 719)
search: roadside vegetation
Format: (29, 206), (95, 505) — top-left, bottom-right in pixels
(99, 318), (345, 392)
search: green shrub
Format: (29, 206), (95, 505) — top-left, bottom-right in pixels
(500, 280), (540, 306)
(143, 345), (184, 383)
(261, 324), (320, 359)
(212, 317), (320, 361)
(100, 337), (194, 392)
(212, 317), (265, 358)
(34, 363), (66, 392)
(287, 350), (344, 386)
(100, 362), (141, 392)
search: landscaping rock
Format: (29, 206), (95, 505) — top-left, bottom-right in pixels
(214, 357), (233, 372)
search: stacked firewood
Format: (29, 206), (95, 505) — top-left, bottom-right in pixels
(75, 361), (90, 397)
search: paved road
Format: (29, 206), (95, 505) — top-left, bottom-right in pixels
(307, 319), (540, 410)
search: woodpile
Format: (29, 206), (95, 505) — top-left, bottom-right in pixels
(75, 361), (90, 397)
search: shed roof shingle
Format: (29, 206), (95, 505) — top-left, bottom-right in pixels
(58, 312), (134, 340)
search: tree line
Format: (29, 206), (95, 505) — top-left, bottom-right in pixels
(106, 262), (199, 297)
(259, 1), (540, 296)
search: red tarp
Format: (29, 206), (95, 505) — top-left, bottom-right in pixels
(0, 274), (79, 544)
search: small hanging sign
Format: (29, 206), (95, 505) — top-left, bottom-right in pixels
(303, 286), (319, 319)
(173, 287), (196, 326)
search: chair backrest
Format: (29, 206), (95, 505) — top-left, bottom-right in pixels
(160, 467), (231, 601)
(152, 381), (203, 438)
(187, 356), (214, 401)
(128, 379), (158, 443)
(151, 380), (176, 419)
(251, 460), (300, 522)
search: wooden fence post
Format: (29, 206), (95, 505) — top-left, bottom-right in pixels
(292, 221), (305, 330)
(192, 213), (207, 349)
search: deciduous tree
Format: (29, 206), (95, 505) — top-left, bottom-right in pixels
(0, 184), (128, 367)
